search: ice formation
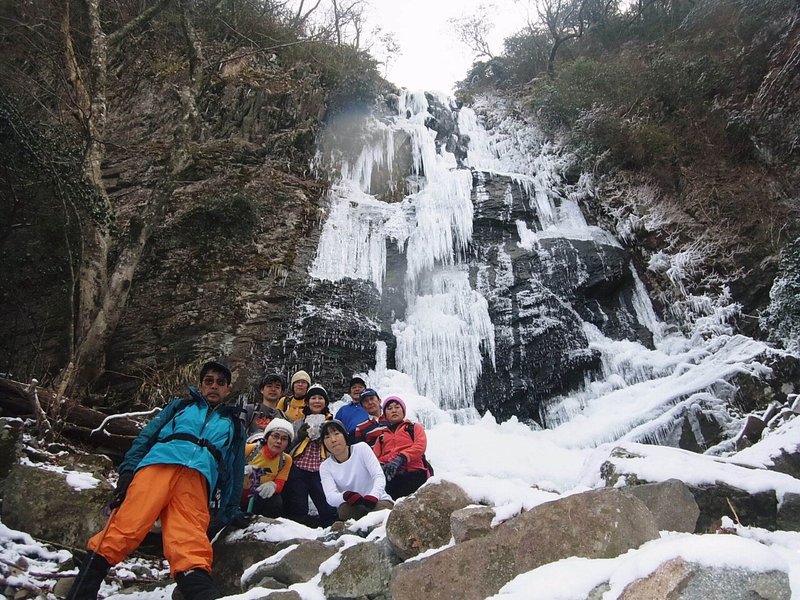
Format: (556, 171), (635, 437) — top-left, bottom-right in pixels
(311, 91), (495, 415)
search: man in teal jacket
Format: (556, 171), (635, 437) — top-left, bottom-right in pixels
(68, 360), (249, 600)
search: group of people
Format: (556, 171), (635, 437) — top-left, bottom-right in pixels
(239, 370), (432, 527)
(68, 361), (432, 600)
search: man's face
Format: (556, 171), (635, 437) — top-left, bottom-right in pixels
(360, 395), (381, 417)
(199, 370), (231, 405)
(349, 382), (365, 400)
(261, 381), (283, 404)
(293, 380), (309, 398)
(384, 401), (404, 424)
(265, 430), (290, 455)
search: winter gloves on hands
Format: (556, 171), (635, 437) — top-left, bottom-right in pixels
(256, 481), (277, 499)
(107, 471), (135, 511)
(360, 495), (378, 509)
(230, 512), (257, 529)
(344, 491), (379, 509)
(343, 491), (362, 505)
(382, 454), (406, 482)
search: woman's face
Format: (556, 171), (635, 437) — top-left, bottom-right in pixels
(307, 394), (327, 414)
(266, 430), (290, 454)
(384, 401), (404, 424)
(323, 428), (347, 455)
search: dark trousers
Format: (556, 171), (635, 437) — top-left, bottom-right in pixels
(282, 465), (337, 527)
(250, 493), (283, 519)
(386, 469), (428, 500)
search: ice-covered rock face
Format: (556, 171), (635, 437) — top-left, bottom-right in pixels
(295, 91), (664, 424)
(274, 90), (798, 446)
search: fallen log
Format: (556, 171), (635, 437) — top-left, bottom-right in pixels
(0, 378), (143, 452)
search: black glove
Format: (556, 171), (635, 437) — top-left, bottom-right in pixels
(295, 423), (309, 443)
(108, 471), (135, 510)
(382, 455), (406, 482)
(229, 512), (257, 529)
(207, 518), (225, 541)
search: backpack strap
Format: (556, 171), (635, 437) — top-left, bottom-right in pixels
(160, 432), (224, 464)
(144, 397), (192, 452)
(405, 422), (433, 476)
(246, 441), (263, 463)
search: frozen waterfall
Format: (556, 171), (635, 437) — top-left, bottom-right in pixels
(311, 91), (494, 418)
(307, 90), (773, 450)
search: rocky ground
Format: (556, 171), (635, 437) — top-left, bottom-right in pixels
(4, 393), (800, 600)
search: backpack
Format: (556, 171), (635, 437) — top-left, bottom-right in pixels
(389, 422), (434, 477)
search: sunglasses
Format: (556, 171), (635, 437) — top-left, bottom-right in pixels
(202, 376), (229, 386)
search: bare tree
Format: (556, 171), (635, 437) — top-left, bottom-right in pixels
(373, 30), (401, 78)
(449, 4), (497, 60)
(57, 0), (174, 393)
(517, 0), (618, 76)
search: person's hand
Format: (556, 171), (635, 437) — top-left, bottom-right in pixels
(244, 465), (255, 476)
(296, 423), (309, 441)
(230, 512), (257, 529)
(257, 481), (277, 499)
(382, 455), (406, 482)
(207, 518), (225, 541)
(108, 471), (135, 510)
(359, 495), (378, 509)
(343, 491), (363, 505)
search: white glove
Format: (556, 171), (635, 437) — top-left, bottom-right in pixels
(244, 465), (254, 476)
(257, 481), (277, 499)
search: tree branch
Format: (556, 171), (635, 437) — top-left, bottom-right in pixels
(107, 0), (174, 50)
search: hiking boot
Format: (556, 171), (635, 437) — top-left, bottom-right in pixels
(65, 552), (111, 600)
(175, 569), (218, 600)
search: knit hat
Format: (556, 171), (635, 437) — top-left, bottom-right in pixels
(359, 388), (380, 403)
(200, 360), (232, 385)
(382, 395), (406, 415)
(305, 384), (329, 405)
(349, 376), (367, 389)
(259, 374), (285, 390)
(264, 418), (294, 442)
(320, 419), (348, 441)
(290, 370), (311, 386)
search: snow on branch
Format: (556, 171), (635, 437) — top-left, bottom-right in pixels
(90, 407), (161, 437)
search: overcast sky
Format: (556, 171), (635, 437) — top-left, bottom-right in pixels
(364, 0), (529, 93)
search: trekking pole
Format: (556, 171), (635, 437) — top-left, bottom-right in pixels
(69, 507), (117, 596)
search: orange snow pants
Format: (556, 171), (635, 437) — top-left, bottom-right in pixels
(88, 464), (212, 576)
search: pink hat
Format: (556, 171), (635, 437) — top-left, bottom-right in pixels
(382, 395), (406, 415)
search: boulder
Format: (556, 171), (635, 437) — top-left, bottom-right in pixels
(450, 505), (495, 543)
(255, 592), (302, 600)
(621, 479), (699, 532)
(618, 557), (791, 600)
(777, 492), (800, 531)
(389, 488), (659, 600)
(600, 446), (781, 531)
(688, 483), (777, 532)
(244, 539), (336, 588)
(211, 520), (288, 593)
(321, 538), (400, 600)
(2, 462), (111, 550)
(0, 418), (23, 481)
(386, 480), (472, 559)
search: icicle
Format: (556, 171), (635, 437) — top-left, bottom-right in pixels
(394, 269), (495, 413)
(629, 263), (664, 342)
